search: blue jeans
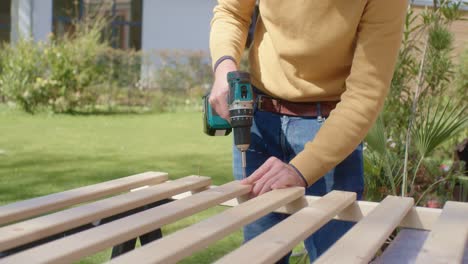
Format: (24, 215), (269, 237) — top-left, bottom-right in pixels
(232, 106), (364, 263)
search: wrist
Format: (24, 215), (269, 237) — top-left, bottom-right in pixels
(288, 164), (308, 187)
(214, 57), (237, 78)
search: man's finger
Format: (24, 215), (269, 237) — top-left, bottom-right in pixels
(252, 170), (279, 196)
(241, 157), (276, 184)
(218, 100), (230, 121)
(209, 92), (230, 121)
(212, 100), (229, 121)
(270, 177), (291, 190)
(258, 175), (281, 195)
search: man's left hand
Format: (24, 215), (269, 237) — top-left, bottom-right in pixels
(240, 157), (306, 196)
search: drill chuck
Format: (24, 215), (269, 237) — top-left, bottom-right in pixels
(227, 71), (254, 153)
(233, 127), (251, 152)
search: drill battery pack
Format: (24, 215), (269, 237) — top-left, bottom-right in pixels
(202, 94), (232, 136)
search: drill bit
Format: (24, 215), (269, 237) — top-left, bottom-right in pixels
(241, 151), (247, 179)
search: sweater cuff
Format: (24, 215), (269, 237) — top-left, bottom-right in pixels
(213, 55), (236, 73)
(290, 151), (327, 187)
(288, 163), (309, 187)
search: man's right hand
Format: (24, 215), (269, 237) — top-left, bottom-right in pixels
(208, 59), (238, 121)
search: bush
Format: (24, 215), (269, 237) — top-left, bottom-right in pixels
(0, 19), (108, 113)
(46, 23), (108, 112)
(0, 37), (214, 114)
(456, 47), (468, 102)
(364, 1), (468, 204)
(0, 40), (47, 113)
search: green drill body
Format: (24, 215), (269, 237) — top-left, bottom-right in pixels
(203, 71), (254, 178)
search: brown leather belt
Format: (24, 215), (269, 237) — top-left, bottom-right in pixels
(256, 94), (338, 117)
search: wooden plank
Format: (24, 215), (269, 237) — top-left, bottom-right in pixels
(372, 229), (428, 264)
(398, 206), (442, 231)
(109, 187), (305, 264)
(415, 201), (468, 264)
(174, 189), (442, 230)
(315, 196), (414, 264)
(283, 197), (440, 231)
(465, 242), (468, 264)
(216, 191), (356, 264)
(0, 172), (168, 226)
(0, 176), (211, 252)
(0, 181), (251, 264)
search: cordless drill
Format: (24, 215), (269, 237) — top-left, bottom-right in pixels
(203, 71), (254, 178)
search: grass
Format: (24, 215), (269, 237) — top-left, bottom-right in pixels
(0, 106), (240, 263)
(0, 106), (233, 203)
(0, 105), (307, 263)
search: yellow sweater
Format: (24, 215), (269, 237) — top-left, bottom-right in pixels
(210, 0), (407, 186)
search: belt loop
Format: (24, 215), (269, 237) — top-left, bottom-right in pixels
(316, 102), (323, 123)
(256, 94), (263, 110)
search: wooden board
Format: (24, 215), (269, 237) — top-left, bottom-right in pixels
(108, 187), (305, 264)
(0, 181), (251, 264)
(315, 196), (414, 264)
(373, 228), (468, 264)
(415, 201), (468, 264)
(0, 176), (211, 252)
(0, 172), (168, 226)
(216, 191), (356, 264)
(275, 195), (441, 230)
(372, 228), (428, 264)
(174, 189), (442, 230)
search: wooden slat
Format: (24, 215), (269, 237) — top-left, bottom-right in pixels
(0, 176), (211, 252)
(398, 207), (442, 231)
(282, 197), (440, 230)
(0, 171), (168, 226)
(216, 190), (356, 264)
(173, 188), (442, 230)
(0, 181), (251, 264)
(372, 229), (428, 264)
(415, 201), (468, 264)
(315, 196), (414, 264)
(109, 187), (305, 264)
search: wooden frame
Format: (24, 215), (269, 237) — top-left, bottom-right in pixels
(0, 172), (466, 264)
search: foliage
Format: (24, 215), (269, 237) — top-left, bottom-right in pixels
(0, 21), (214, 114)
(455, 47), (468, 102)
(0, 40), (47, 113)
(0, 18), (108, 113)
(364, 0), (468, 204)
(46, 19), (108, 113)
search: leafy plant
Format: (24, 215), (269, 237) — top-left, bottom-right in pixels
(0, 40), (47, 113)
(408, 101), (467, 197)
(364, 0), (468, 204)
(0, 15), (108, 113)
(455, 47), (468, 102)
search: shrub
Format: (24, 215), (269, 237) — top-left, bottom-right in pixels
(0, 40), (47, 113)
(0, 18), (108, 113)
(456, 47), (468, 102)
(364, 1), (468, 204)
(44, 20), (108, 113)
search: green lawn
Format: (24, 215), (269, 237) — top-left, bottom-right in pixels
(0, 107), (242, 263)
(0, 108), (233, 203)
(0, 106), (306, 263)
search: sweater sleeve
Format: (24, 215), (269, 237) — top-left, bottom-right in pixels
(210, 0), (256, 69)
(290, 0), (407, 186)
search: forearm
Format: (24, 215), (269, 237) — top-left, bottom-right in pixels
(290, 0), (408, 186)
(210, 0), (256, 69)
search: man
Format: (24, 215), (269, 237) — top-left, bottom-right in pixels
(209, 0), (407, 262)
